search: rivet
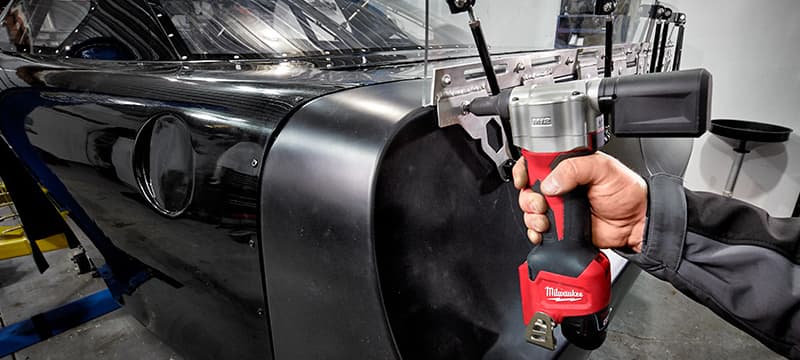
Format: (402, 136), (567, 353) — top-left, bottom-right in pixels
(441, 74), (452, 87)
(248, 239), (256, 248)
(251, 159), (259, 167)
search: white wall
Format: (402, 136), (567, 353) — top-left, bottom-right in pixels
(417, 0), (562, 51)
(668, 0), (800, 216)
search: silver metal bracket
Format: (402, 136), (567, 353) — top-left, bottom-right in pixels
(525, 312), (557, 350)
(431, 44), (643, 178)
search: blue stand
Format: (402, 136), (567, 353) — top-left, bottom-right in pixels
(0, 289), (120, 357)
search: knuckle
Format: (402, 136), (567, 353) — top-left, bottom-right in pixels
(531, 192), (547, 213)
(518, 190), (533, 211)
(533, 214), (549, 231)
(523, 213), (536, 229)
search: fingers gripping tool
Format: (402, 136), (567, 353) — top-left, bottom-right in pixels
(468, 81), (612, 350)
(466, 67), (712, 349)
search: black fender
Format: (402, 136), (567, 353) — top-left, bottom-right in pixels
(260, 79), (639, 359)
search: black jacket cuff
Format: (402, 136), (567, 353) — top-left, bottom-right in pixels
(620, 173), (687, 280)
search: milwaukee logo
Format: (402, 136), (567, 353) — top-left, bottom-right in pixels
(545, 286), (584, 302)
(530, 117), (552, 127)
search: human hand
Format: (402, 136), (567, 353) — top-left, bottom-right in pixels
(512, 152), (648, 252)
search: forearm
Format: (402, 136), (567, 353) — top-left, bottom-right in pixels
(625, 173), (800, 358)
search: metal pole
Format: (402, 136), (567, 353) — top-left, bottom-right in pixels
(604, 18), (613, 78)
(672, 25), (685, 71)
(656, 22), (669, 72)
(723, 141), (749, 198)
(468, 8), (500, 96)
(649, 21), (662, 73)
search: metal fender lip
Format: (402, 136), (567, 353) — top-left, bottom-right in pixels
(260, 80), (425, 360)
(260, 79), (638, 359)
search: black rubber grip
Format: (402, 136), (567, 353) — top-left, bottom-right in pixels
(524, 151), (599, 280)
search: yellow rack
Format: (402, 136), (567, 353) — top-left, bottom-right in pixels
(0, 182), (70, 260)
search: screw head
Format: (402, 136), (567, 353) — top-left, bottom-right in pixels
(454, 0), (468, 8)
(251, 159), (259, 167)
(248, 239), (256, 248)
(257, 308), (264, 317)
(515, 63), (526, 72)
(441, 74), (452, 87)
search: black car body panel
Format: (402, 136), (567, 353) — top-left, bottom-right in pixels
(0, 58), (351, 358)
(0, 0), (664, 359)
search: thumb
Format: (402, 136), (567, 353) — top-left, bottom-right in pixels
(540, 154), (602, 196)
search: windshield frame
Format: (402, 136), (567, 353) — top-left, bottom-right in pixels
(150, 0), (477, 62)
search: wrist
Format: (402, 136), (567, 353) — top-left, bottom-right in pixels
(628, 177), (649, 253)
(628, 215), (646, 253)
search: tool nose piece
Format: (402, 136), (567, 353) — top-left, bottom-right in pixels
(464, 89), (512, 119)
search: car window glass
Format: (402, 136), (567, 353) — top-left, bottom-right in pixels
(0, 0), (90, 54)
(160, 0), (469, 60)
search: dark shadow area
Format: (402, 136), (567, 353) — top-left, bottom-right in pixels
(0, 261), (28, 287)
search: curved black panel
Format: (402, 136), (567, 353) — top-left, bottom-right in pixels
(260, 81), (429, 359)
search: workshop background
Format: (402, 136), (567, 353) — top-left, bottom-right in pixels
(672, 0), (800, 216)
(600, 0), (798, 358)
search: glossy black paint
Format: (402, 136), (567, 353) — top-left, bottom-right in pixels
(0, 56), (354, 360)
(0, 46), (504, 359)
(0, 2), (672, 358)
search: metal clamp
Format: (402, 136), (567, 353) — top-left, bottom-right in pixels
(431, 44), (643, 177)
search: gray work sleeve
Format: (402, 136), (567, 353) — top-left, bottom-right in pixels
(624, 173), (800, 359)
